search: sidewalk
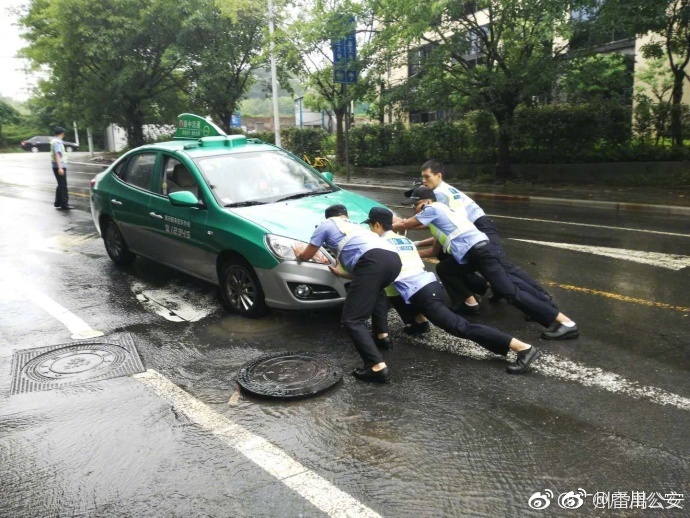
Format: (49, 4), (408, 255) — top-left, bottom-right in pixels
(333, 166), (690, 216)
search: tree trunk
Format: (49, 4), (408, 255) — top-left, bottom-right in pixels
(670, 71), (685, 147)
(124, 102), (146, 149)
(494, 113), (514, 181)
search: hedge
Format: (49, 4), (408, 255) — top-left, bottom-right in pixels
(243, 103), (688, 166)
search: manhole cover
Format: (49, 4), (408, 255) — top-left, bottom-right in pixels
(237, 351), (343, 399)
(11, 334), (145, 394)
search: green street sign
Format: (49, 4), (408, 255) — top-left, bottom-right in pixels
(173, 113), (226, 140)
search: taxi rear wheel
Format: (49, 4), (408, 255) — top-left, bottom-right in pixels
(220, 260), (268, 318)
(103, 219), (136, 265)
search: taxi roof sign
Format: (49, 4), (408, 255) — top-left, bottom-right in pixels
(173, 113), (226, 140)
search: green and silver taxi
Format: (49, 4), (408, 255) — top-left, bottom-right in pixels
(90, 114), (386, 318)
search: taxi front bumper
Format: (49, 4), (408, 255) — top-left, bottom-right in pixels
(256, 260), (349, 311)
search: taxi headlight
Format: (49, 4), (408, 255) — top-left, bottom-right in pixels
(265, 234), (332, 264)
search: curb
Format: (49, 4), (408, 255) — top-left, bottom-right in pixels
(337, 182), (690, 217)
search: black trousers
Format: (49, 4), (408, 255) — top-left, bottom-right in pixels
(467, 242), (559, 327)
(436, 255), (487, 306)
(341, 249), (402, 367)
(52, 167), (69, 207)
(474, 216), (554, 305)
(389, 282), (511, 356)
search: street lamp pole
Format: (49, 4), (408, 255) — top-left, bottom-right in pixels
(268, 0), (281, 147)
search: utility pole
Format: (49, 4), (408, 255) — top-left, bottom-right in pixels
(268, 0), (281, 147)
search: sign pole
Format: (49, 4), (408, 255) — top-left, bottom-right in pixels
(343, 83), (350, 183)
(268, 0), (281, 147)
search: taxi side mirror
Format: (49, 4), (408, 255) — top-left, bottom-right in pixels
(169, 191), (200, 207)
(320, 171), (333, 182)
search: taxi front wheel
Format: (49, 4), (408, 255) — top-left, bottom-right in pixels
(220, 259), (268, 318)
(103, 219), (136, 265)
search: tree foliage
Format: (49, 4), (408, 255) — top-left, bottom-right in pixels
(19, 0), (268, 147)
(599, 0), (690, 146)
(368, 0), (598, 178)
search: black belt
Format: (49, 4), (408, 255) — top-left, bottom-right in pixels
(472, 240), (490, 250)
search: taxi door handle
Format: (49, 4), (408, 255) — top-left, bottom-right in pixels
(149, 212), (163, 219)
(111, 199), (122, 206)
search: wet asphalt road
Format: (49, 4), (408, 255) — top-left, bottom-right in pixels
(0, 152), (688, 517)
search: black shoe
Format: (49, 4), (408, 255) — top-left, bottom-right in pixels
(506, 346), (541, 374)
(373, 335), (392, 350)
(541, 323), (579, 340)
(352, 366), (390, 384)
(452, 303), (480, 316)
(59, 205), (74, 210)
(403, 321), (430, 336)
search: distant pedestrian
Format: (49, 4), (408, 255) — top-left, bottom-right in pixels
(293, 204), (402, 383)
(394, 187), (579, 340)
(51, 126), (73, 210)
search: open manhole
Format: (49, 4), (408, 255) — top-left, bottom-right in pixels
(237, 351), (343, 400)
(11, 334), (145, 394)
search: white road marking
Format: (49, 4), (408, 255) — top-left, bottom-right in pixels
(511, 239), (690, 270)
(134, 369), (382, 518)
(492, 214), (690, 238)
(131, 280), (216, 322)
(1, 276), (103, 340)
(411, 328), (690, 412)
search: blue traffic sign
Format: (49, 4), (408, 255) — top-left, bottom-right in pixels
(332, 17), (357, 84)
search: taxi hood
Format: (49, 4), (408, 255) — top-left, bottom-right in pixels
(228, 190), (384, 241)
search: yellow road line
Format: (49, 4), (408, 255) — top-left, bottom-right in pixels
(422, 259), (688, 312)
(547, 282), (690, 313)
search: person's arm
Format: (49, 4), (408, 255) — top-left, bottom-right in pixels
(418, 239), (441, 258)
(413, 236), (435, 248)
(392, 215), (422, 232)
(292, 243), (321, 262)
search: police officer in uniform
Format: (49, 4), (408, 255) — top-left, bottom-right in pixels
(412, 159), (554, 307)
(365, 207), (541, 373)
(293, 204), (402, 383)
(394, 187), (579, 340)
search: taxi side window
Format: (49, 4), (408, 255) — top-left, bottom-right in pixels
(122, 153), (157, 191)
(164, 158), (200, 199)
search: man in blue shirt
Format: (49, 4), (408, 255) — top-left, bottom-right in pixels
(293, 204), (402, 383)
(51, 126), (73, 210)
(412, 159), (553, 309)
(366, 207), (541, 374)
(394, 187), (579, 340)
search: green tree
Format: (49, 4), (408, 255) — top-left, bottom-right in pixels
(599, 0), (690, 147)
(180, 2), (266, 133)
(280, 1), (377, 163)
(369, 0), (594, 179)
(20, 0), (196, 148)
(0, 101), (21, 146)
(558, 53), (634, 104)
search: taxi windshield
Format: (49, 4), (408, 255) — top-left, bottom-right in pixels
(194, 150), (335, 207)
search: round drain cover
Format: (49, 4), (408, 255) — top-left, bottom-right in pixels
(22, 343), (129, 384)
(237, 352), (343, 399)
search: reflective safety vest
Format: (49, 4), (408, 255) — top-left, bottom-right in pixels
(382, 230), (425, 296)
(331, 217), (370, 271)
(426, 202), (476, 253)
(434, 181), (465, 212)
